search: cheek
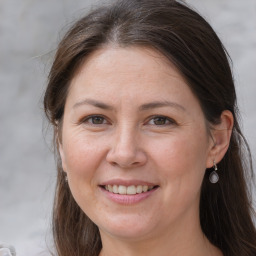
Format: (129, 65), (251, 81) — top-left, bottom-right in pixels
(150, 129), (209, 183)
(150, 132), (209, 216)
(61, 134), (105, 210)
(62, 131), (103, 179)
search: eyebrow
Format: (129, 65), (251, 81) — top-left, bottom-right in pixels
(73, 99), (186, 112)
(139, 101), (186, 112)
(73, 99), (114, 110)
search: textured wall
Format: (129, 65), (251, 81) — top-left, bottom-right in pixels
(0, 0), (255, 255)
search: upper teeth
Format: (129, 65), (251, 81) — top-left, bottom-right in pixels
(104, 185), (154, 195)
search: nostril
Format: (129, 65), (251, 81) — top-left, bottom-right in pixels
(106, 146), (147, 168)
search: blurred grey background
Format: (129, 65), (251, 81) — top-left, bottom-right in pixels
(0, 0), (255, 255)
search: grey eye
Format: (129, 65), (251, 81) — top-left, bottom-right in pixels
(147, 116), (175, 126)
(151, 116), (169, 125)
(90, 116), (106, 124)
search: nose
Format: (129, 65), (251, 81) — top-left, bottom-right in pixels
(106, 126), (147, 168)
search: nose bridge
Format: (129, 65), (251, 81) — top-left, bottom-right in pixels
(117, 122), (136, 152)
(106, 121), (146, 167)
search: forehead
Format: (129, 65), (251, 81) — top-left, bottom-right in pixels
(71, 47), (184, 89)
(77, 46), (174, 72)
(66, 46), (200, 113)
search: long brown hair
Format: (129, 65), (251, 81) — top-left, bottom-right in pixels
(44, 0), (256, 255)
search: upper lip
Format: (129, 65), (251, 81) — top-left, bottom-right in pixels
(100, 179), (158, 187)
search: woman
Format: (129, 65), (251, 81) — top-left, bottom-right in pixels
(44, 0), (256, 255)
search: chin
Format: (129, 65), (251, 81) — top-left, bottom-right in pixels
(98, 214), (156, 240)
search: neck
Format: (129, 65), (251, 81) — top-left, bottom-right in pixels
(99, 211), (222, 256)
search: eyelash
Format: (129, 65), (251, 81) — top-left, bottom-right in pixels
(80, 114), (176, 127)
(146, 115), (177, 126)
(81, 115), (109, 125)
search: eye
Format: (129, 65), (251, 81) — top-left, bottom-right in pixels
(147, 116), (176, 126)
(82, 115), (108, 125)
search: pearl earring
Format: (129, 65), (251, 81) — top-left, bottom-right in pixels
(209, 160), (219, 183)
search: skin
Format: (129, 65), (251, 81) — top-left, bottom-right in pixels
(59, 46), (233, 256)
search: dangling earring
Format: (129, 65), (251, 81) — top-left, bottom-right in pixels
(65, 175), (68, 182)
(209, 160), (219, 183)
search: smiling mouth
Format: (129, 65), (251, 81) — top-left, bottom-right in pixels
(101, 185), (159, 195)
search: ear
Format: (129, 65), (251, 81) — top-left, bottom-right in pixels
(58, 137), (67, 173)
(206, 110), (234, 168)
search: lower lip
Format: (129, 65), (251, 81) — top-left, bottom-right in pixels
(99, 186), (159, 205)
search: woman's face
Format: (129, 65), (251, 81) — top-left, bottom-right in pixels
(59, 46), (214, 241)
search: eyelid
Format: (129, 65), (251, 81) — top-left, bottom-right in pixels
(145, 115), (177, 126)
(79, 114), (110, 125)
(78, 114), (176, 126)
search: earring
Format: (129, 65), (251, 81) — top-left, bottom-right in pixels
(65, 175), (68, 182)
(209, 160), (219, 183)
